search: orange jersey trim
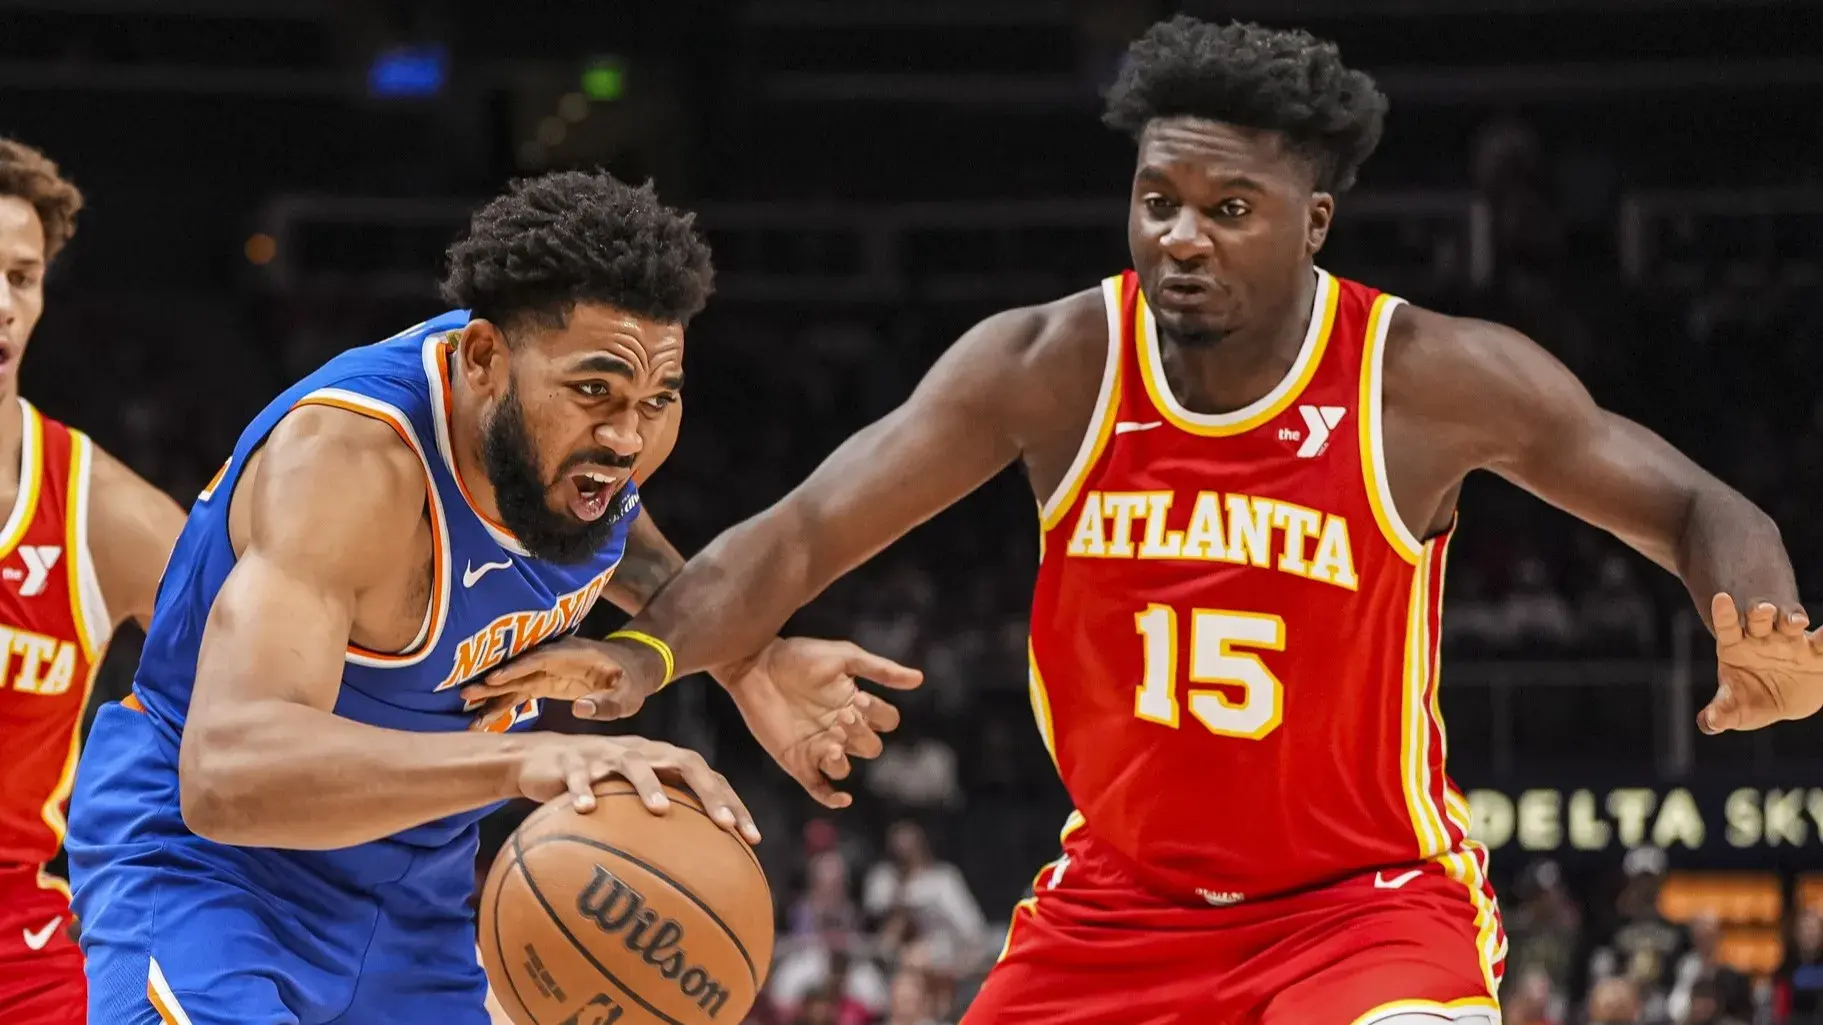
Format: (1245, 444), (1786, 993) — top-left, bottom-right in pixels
(198, 458), (230, 502)
(147, 959), (191, 1025)
(290, 393), (448, 664)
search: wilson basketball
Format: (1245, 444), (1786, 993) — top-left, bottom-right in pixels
(479, 782), (774, 1025)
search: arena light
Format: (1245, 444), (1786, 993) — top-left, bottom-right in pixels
(369, 44), (449, 99)
(581, 58), (625, 102)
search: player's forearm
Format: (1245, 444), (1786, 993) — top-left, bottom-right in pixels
(1675, 484), (1800, 631)
(600, 515), (784, 686)
(620, 504), (822, 680)
(179, 700), (528, 849)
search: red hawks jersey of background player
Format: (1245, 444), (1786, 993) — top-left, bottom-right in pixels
(1028, 268), (1495, 917)
(0, 400), (108, 891)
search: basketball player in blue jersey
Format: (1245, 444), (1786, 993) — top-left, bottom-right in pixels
(64, 171), (920, 1025)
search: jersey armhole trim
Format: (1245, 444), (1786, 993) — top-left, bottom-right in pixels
(1358, 294), (1425, 565)
(65, 431), (112, 661)
(1037, 276), (1125, 532)
(0, 398), (45, 563)
(196, 457), (230, 503)
(44, 430), (107, 864)
(292, 388), (450, 666)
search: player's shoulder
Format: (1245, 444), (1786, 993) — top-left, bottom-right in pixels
(1384, 301), (1511, 353)
(83, 434), (168, 505)
(249, 403), (429, 536)
(951, 285), (1107, 393)
(15, 410), (145, 507)
(264, 403), (425, 492)
(981, 285), (1106, 360)
(1379, 299), (1577, 461)
(1381, 301), (1544, 398)
(229, 404), (429, 573)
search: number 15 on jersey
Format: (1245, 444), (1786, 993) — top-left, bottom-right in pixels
(1133, 605), (1286, 740)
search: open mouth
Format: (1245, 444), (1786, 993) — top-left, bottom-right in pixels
(564, 468), (624, 522)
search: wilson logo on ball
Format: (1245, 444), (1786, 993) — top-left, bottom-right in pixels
(577, 865), (732, 1018)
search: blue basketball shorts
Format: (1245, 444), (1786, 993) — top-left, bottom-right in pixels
(68, 700), (493, 1025)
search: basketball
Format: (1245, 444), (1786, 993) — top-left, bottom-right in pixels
(479, 783), (775, 1025)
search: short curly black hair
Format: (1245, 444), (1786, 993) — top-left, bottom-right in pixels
(440, 171), (714, 335)
(1103, 17), (1388, 194)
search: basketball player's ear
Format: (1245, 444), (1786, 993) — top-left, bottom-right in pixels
(457, 319), (512, 397)
(1306, 193), (1335, 255)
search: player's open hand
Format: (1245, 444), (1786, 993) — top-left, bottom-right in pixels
(1702, 592), (1823, 733)
(514, 733), (760, 843)
(718, 637), (923, 809)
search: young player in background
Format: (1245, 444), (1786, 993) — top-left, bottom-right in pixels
(0, 138), (187, 1025)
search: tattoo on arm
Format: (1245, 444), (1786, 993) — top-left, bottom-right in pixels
(602, 513), (686, 615)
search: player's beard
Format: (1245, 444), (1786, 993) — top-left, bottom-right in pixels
(481, 383), (631, 566)
(1158, 320), (1227, 348)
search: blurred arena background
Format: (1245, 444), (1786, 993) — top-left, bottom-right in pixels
(9, 0), (1823, 1021)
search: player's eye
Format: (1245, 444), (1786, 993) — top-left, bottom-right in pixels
(640, 394), (676, 414)
(7, 270), (37, 288)
(1142, 195), (1178, 217)
(571, 381), (609, 398)
(1213, 200), (1251, 219)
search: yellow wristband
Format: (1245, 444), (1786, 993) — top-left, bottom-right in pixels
(607, 629), (676, 689)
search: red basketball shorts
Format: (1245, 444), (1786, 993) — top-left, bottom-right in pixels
(964, 828), (1505, 1025)
(0, 865), (86, 1025)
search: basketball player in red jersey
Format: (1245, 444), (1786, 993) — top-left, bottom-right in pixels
(0, 138), (187, 1023)
(469, 19), (1823, 1023)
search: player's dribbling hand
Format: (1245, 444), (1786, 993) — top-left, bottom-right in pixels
(514, 734), (761, 844)
(1702, 592), (1823, 733)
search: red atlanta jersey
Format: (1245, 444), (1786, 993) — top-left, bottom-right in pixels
(1028, 269), (1494, 914)
(0, 400), (108, 892)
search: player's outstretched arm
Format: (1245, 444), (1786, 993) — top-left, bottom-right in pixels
(179, 405), (757, 849)
(87, 444), (186, 629)
(611, 303), (1054, 680)
(1389, 306), (1821, 730)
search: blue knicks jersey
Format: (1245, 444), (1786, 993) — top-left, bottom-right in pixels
(131, 311), (637, 850)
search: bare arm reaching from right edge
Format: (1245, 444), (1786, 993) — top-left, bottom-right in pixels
(177, 404), (758, 851)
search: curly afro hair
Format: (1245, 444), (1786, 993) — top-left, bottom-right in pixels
(1103, 17), (1388, 194)
(0, 138), (84, 263)
(440, 171), (714, 336)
